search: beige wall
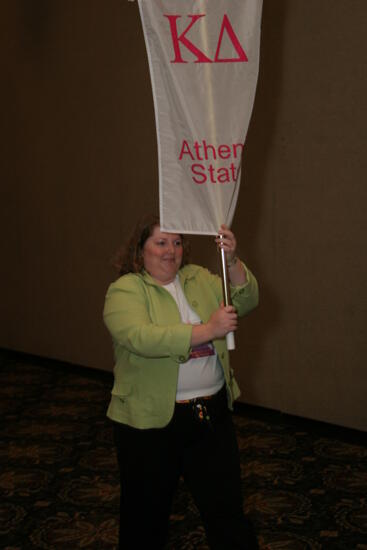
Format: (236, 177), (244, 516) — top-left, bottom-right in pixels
(2, 1), (366, 430)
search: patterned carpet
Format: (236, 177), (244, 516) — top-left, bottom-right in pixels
(0, 349), (366, 549)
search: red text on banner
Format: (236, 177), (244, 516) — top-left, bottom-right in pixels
(179, 140), (243, 185)
(164, 14), (248, 63)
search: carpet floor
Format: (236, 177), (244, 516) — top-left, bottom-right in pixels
(0, 350), (366, 549)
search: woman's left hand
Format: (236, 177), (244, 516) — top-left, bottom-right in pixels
(215, 224), (237, 263)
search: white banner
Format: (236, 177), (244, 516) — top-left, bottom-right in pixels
(137, 0), (263, 235)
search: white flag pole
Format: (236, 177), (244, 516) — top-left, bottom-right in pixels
(219, 235), (235, 351)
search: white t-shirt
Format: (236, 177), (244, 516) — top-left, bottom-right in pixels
(163, 276), (225, 400)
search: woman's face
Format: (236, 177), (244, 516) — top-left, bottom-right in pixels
(142, 226), (183, 284)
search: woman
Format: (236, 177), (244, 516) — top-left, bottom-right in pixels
(103, 215), (259, 549)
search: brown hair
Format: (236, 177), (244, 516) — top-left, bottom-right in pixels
(112, 215), (190, 276)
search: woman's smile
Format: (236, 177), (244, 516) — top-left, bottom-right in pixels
(142, 226), (183, 284)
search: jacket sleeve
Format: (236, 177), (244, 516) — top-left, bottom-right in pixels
(201, 261), (259, 317)
(103, 275), (192, 362)
(230, 262), (259, 317)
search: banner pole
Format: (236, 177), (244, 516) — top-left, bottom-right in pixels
(219, 237), (235, 351)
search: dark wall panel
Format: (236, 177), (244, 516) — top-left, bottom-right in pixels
(1, 1), (366, 430)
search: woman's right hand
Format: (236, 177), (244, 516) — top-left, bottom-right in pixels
(190, 303), (238, 346)
(207, 303), (238, 339)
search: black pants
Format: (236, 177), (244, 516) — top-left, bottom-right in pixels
(113, 386), (258, 549)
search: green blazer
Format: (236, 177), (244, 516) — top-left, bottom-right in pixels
(103, 263), (258, 428)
